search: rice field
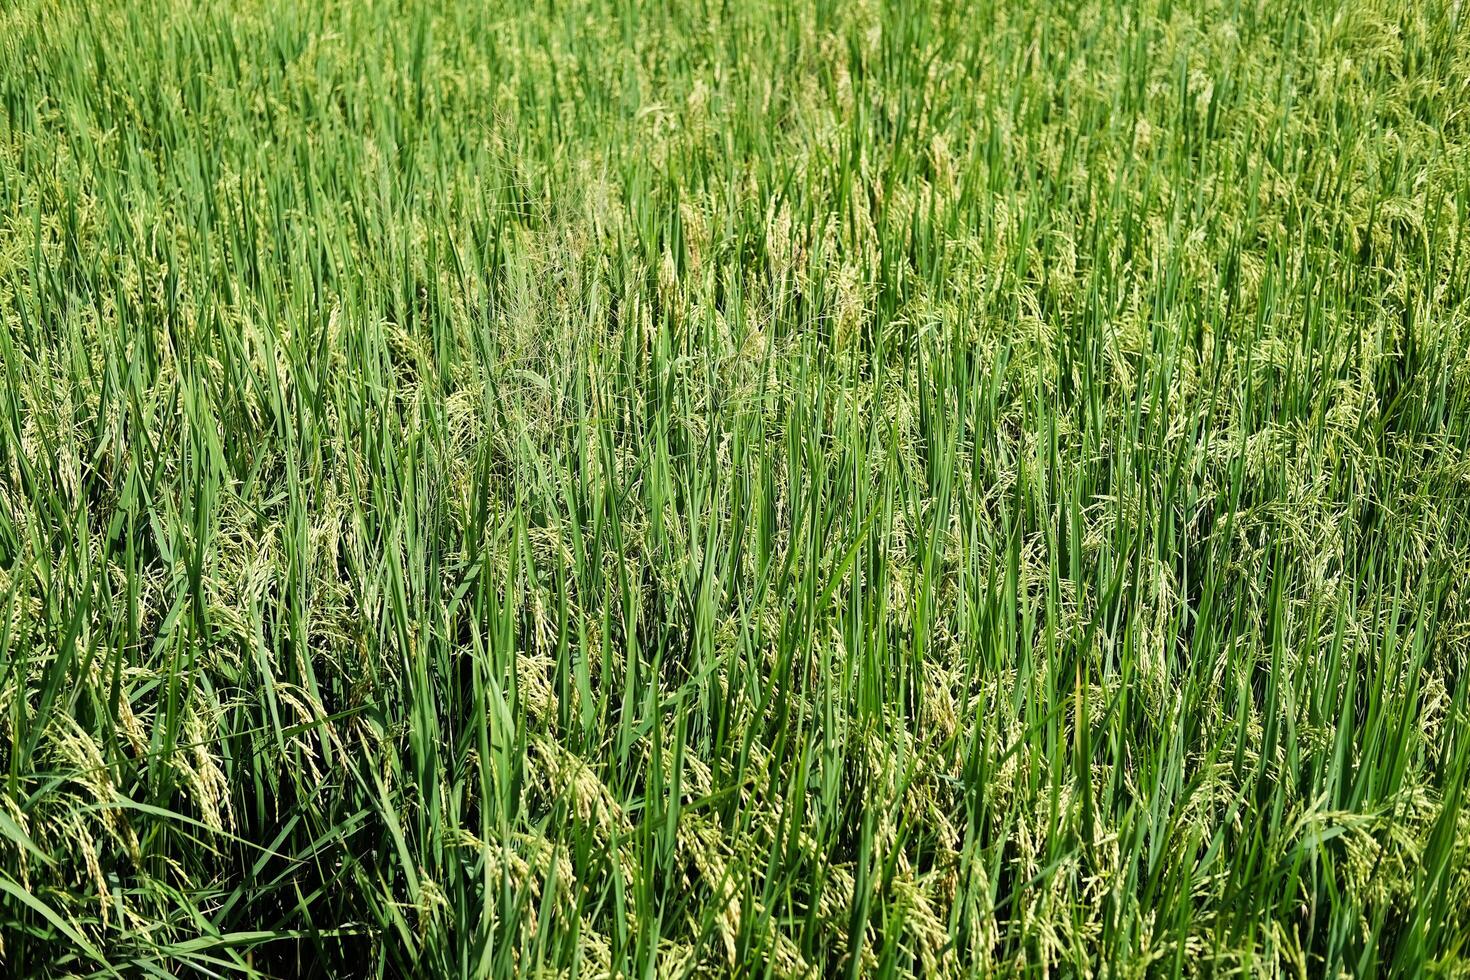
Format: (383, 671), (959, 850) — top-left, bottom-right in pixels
(1, 0), (1469, 975)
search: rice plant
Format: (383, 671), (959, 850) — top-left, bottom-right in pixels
(0, 0), (1468, 975)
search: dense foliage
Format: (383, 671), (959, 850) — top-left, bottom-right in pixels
(1, 0), (1468, 974)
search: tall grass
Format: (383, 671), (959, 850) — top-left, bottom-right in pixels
(1, 0), (1468, 974)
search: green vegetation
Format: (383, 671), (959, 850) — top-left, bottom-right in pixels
(1, 0), (1468, 974)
